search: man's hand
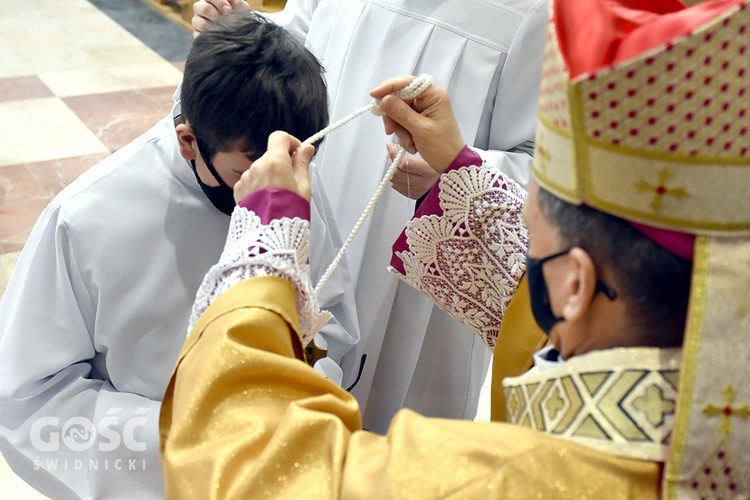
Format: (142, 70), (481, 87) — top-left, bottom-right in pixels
(387, 143), (439, 200)
(234, 132), (314, 202)
(371, 76), (466, 174)
(192, 0), (250, 37)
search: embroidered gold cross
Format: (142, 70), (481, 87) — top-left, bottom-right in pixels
(703, 386), (750, 438)
(536, 133), (551, 172)
(635, 168), (688, 212)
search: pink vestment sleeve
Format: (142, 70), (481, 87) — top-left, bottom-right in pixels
(390, 146), (482, 273)
(238, 187), (310, 224)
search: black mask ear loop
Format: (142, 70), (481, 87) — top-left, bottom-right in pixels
(526, 248), (618, 335)
(195, 135), (231, 189)
(186, 131), (237, 216)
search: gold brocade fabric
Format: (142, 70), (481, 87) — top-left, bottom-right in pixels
(161, 276), (661, 499)
(490, 276), (549, 422)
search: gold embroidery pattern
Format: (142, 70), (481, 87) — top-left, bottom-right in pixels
(535, 131), (552, 173)
(702, 386), (750, 438)
(504, 358), (679, 460)
(635, 168), (688, 212)
(686, 386), (750, 496)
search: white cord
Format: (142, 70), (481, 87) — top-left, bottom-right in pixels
(301, 103), (377, 148)
(307, 74), (433, 296)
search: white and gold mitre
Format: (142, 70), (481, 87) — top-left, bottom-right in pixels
(536, 1), (750, 498)
(534, 0), (750, 234)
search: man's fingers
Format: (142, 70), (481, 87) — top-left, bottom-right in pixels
(266, 130), (294, 153)
(207, 0), (232, 13)
(294, 144), (315, 166)
(380, 94), (424, 134)
(229, 0), (251, 10)
(390, 181), (408, 198)
(292, 143), (314, 180)
(286, 135), (303, 155)
(292, 144), (314, 201)
(382, 116), (400, 137)
(192, 0), (233, 36)
(193, 0), (226, 20)
(393, 129), (416, 154)
(192, 16), (211, 36)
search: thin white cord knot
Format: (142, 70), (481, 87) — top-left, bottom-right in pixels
(304, 74), (434, 296)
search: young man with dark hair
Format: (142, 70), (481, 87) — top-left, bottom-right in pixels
(0, 12), (357, 499)
(160, 0), (750, 497)
(178, 13), (329, 216)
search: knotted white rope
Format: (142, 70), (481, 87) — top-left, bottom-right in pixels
(306, 74), (433, 296)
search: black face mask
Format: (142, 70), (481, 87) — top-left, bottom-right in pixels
(190, 136), (236, 216)
(189, 159), (235, 216)
(525, 249), (618, 335)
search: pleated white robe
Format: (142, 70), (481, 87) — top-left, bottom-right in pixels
(269, 0), (548, 432)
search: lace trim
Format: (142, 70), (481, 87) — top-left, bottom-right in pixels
(392, 164), (528, 350)
(189, 207), (332, 346)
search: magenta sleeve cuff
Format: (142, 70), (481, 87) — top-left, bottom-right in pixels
(390, 146), (481, 273)
(238, 187), (311, 224)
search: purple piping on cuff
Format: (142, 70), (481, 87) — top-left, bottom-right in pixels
(238, 187), (310, 224)
(390, 145), (481, 274)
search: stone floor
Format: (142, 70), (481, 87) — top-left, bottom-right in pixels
(0, 0), (191, 496)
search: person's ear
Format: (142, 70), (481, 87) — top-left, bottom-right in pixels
(560, 247), (598, 322)
(176, 123), (198, 162)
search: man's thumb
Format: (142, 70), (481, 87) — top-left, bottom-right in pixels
(380, 95), (421, 130)
(294, 143), (315, 170)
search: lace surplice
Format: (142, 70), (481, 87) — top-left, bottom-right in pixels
(189, 207), (331, 346)
(391, 164), (529, 350)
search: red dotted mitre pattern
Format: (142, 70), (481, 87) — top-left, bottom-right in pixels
(534, 0), (750, 234)
(578, 15), (748, 158)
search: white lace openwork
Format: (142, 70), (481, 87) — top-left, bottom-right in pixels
(391, 164), (529, 350)
(189, 207), (332, 346)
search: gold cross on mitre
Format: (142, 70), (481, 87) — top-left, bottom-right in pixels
(535, 132), (552, 172)
(635, 168), (688, 212)
(702, 386), (750, 438)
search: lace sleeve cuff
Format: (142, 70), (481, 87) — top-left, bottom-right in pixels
(390, 162), (529, 350)
(188, 206), (331, 346)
